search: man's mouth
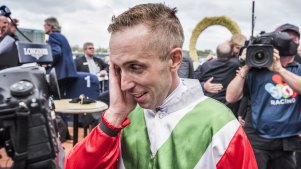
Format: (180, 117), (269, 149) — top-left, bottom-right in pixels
(132, 92), (147, 102)
(133, 92), (146, 98)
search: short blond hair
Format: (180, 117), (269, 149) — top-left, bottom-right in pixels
(83, 42), (94, 50)
(230, 33), (247, 47)
(107, 3), (184, 61)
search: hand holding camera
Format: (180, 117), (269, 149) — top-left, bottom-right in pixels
(267, 49), (284, 73)
(242, 31), (298, 68)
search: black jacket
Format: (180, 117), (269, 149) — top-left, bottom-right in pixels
(195, 57), (239, 103)
(75, 55), (108, 73)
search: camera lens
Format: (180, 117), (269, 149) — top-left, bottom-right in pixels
(246, 45), (273, 68)
(254, 51), (265, 61)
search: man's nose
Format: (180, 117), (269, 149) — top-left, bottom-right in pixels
(120, 72), (135, 91)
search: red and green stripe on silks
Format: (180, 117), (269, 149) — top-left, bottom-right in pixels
(120, 98), (257, 169)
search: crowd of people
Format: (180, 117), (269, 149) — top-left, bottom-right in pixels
(1, 2), (301, 169)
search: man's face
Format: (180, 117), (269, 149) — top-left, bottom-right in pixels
(285, 30), (299, 44)
(232, 45), (241, 56)
(109, 24), (174, 109)
(43, 23), (51, 34)
(84, 45), (94, 57)
(0, 16), (9, 33)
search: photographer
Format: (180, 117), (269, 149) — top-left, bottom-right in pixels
(226, 23), (301, 169)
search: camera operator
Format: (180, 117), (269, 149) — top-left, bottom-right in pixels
(226, 23), (301, 169)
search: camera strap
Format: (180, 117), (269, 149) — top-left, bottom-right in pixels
(12, 102), (30, 169)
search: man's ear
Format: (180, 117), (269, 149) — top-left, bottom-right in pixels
(169, 48), (182, 71)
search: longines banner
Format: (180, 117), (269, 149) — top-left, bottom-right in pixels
(17, 42), (53, 64)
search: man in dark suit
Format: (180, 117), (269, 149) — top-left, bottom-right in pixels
(75, 42), (108, 77)
(44, 17), (78, 97)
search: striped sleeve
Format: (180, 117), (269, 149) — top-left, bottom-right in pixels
(64, 126), (119, 169)
(216, 125), (258, 169)
(194, 120), (258, 169)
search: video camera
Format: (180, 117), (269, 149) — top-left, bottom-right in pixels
(245, 31), (298, 68)
(241, 1), (298, 68)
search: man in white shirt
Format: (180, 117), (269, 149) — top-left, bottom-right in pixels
(75, 42), (108, 78)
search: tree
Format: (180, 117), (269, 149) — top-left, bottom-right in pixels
(71, 45), (83, 54)
(197, 49), (213, 57)
(96, 47), (108, 54)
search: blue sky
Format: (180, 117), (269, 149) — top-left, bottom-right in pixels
(2, 0), (300, 51)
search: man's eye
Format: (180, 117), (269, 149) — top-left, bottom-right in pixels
(130, 65), (143, 72)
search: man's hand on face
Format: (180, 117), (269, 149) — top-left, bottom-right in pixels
(104, 63), (137, 127)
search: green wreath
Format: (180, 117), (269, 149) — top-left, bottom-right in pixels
(189, 16), (241, 62)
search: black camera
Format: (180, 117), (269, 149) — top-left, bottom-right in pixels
(0, 64), (61, 169)
(246, 31), (298, 68)
(0, 5), (11, 17)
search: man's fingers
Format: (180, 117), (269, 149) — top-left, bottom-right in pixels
(210, 83), (223, 89)
(208, 84), (223, 93)
(207, 77), (214, 82)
